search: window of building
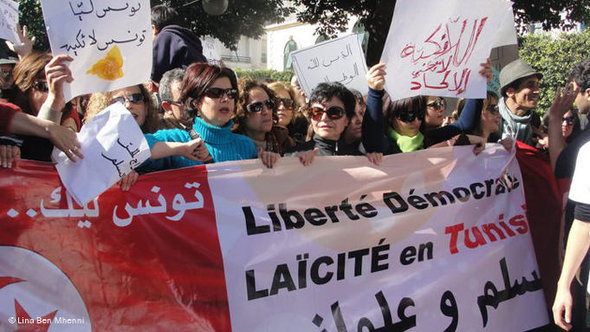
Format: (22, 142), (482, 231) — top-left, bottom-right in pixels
(352, 20), (369, 54)
(283, 39), (298, 70)
(315, 34), (329, 44)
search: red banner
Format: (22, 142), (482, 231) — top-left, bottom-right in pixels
(0, 161), (230, 331)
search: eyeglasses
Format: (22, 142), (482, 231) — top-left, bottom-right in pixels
(247, 99), (275, 113)
(563, 115), (576, 125)
(310, 106), (345, 121)
(426, 99), (446, 109)
(1, 68), (12, 80)
(278, 98), (295, 109)
(165, 99), (183, 106)
(398, 109), (424, 123)
(32, 80), (49, 93)
(486, 104), (499, 114)
(110, 93), (145, 105)
(203, 87), (238, 100)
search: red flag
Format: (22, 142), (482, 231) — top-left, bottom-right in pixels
(515, 141), (562, 308)
(0, 160), (230, 331)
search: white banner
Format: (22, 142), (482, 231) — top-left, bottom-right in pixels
(207, 145), (548, 331)
(381, 0), (517, 101)
(292, 34), (369, 97)
(40, 0), (152, 101)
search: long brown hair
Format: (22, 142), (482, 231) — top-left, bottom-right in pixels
(10, 51), (52, 114)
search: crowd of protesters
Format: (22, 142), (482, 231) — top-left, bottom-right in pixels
(1, 4), (590, 331)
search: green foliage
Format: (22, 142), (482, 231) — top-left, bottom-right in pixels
(518, 30), (590, 113)
(233, 68), (293, 83)
(152, 0), (294, 51)
(15, 0), (293, 52)
(16, 0), (49, 51)
(292, 0), (590, 65)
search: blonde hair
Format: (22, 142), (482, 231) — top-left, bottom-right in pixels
(85, 83), (160, 133)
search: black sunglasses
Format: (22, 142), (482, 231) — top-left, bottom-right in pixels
(32, 80), (49, 93)
(310, 106), (345, 121)
(247, 99), (275, 113)
(563, 115), (576, 125)
(110, 93), (145, 105)
(486, 104), (499, 114)
(426, 99), (446, 109)
(165, 99), (183, 106)
(203, 87), (238, 100)
(278, 98), (295, 109)
(398, 110), (424, 123)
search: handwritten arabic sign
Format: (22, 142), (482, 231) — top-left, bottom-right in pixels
(52, 103), (150, 205)
(291, 34), (368, 97)
(381, 0), (517, 101)
(209, 146), (548, 331)
(0, 0), (19, 44)
(40, 0), (152, 101)
(202, 38), (221, 65)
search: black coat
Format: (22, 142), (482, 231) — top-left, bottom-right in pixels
(151, 25), (208, 82)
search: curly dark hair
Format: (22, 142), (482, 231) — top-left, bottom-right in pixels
(233, 78), (277, 133)
(308, 82), (355, 121)
(569, 58), (590, 91)
(151, 5), (181, 31)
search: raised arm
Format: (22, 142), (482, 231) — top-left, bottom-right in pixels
(548, 84), (579, 170)
(37, 55), (74, 124)
(362, 63), (386, 153)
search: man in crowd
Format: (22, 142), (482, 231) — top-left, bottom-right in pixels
(553, 139), (590, 331)
(151, 5), (207, 83)
(497, 59), (543, 146)
(158, 68), (188, 129)
(550, 58), (590, 331)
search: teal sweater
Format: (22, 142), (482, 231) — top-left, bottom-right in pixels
(140, 117), (257, 172)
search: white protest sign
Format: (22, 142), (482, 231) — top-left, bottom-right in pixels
(0, 0), (19, 44)
(381, 0), (517, 101)
(52, 103), (150, 205)
(292, 34), (368, 97)
(40, 0), (152, 102)
(202, 38), (221, 65)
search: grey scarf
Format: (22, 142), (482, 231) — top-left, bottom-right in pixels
(498, 97), (533, 145)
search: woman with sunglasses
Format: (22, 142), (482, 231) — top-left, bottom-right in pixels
(267, 81), (309, 145)
(140, 63), (269, 172)
(233, 79), (294, 162)
(81, 83), (163, 190)
(562, 108), (581, 144)
(424, 96), (447, 129)
(85, 83), (161, 134)
(453, 91), (502, 146)
(363, 62), (489, 155)
(284, 82), (364, 165)
(341, 89), (366, 153)
(1, 53), (80, 164)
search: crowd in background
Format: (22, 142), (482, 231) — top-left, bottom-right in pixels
(1, 4), (590, 332)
